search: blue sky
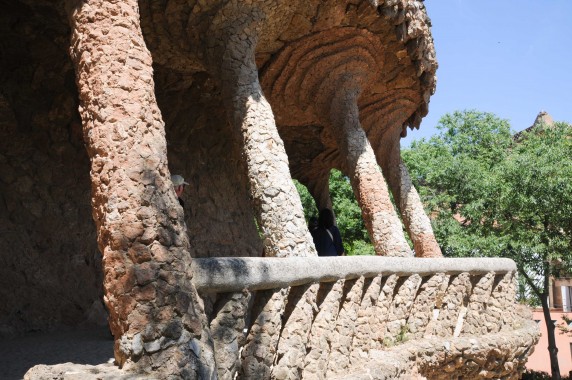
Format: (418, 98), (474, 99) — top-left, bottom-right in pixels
(401, 0), (572, 147)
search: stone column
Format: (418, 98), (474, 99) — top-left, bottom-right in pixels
(304, 172), (333, 213)
(383, 145), (442, 257)
(329, 81), (412, 257)
(208, 7), (316, 258)
(66, 0), (214, 377)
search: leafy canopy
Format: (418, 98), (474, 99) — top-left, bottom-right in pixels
(402, 110), (572, 304)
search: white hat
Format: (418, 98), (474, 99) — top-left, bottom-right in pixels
(171, 174), (189, 186)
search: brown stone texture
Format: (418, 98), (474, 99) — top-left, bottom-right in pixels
(240, 288), (289, 379)
(407, 273), (449, 339)
(325, 277), (365, 377)
(381, 150), (443, 257)
(422, 274), (452, 339)
(210, 291), (251, 380)
(371, 274), (399, 348)
(350, 275), (383, 364)
(272, 283), (319, 379)
(302, 280), (345, 380)
(205, 1), (317, 258)
(385, 274), (422, 338)
(201, 269), (538, 379)
(341, 318), (539, 380)
(462, 272), (496, 335)
(487, 272), (519, 332)
(0, 0), (101, 337)
(65, 0), (214, 376)
(427, 273), (473, 338)
(25, 266), (539, 379)
(24, 363), (132, 380)
(329, 87), (412, 256)
(3, 0), (445, 377)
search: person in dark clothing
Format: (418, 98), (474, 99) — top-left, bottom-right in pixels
(311, 208), (345, 256)
(308, 216), (318, 233)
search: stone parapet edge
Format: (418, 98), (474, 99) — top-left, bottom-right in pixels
(329, 319), (540, 379)
(190, 257), (516, 292)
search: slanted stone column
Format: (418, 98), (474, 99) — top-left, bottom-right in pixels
(383, 144), (442, 257)
(66, 0), (214, 377)
(207, 6), (316, 258)
(304, 172), (333, 213)
(303, 280), (345, 379)
(329, 82), (412, 257)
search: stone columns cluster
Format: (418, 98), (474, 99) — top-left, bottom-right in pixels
(260, 27), (442, 257)
(329, 82), (412, 257)
(63, 0), (442, 376)
(206, 3), (317, 258)
(327, 80), (442, 257)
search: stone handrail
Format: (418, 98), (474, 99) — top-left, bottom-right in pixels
(191, 256), (539, 380)
(191, 256), (517, 292)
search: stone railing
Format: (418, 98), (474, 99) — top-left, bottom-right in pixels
(191, 257), (539, 380)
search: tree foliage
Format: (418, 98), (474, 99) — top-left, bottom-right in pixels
(402, 109), (572, 379)
(403, 110), (572, 297)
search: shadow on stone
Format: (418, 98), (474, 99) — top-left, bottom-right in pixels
(0, 327), (113, 380)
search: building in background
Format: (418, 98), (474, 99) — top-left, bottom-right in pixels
(526, 275), (572, 374)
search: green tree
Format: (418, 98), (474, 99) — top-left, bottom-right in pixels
(402, 110), (572, 380)
(294, 180), (318, 219)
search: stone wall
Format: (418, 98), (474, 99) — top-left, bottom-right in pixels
(0, 1), (101, 336)
(190, 257), (539, 379)
(155, 70), (263, 258)
(25, 257), (539, 379)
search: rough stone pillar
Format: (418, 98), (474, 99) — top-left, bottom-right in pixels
(210, 291), (251, 380)
(208, 7), (316, 258)
(326, 277), (364, 377)
(66, 0), (214, 377)
(329, 83), (412, 257)
(383, 145), (442, 257)
(241, 288), (289, 378)
(304, 172), (333, 213)
(303, 280), (345, 379)
(272, 283), (319, 379)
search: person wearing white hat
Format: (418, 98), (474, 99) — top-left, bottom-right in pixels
(171, 174), (189, 207)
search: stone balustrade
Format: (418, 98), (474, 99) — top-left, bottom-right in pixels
(192, 257), (540, 380)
